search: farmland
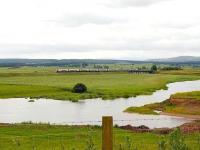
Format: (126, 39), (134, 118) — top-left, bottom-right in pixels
(0, 67), (200, 101)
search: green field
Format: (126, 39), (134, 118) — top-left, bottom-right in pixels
(0, 124), (199, 150)
(0, 67), (200, 101)
(159, 68), (200, 75)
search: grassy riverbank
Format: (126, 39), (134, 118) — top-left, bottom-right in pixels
(172, 91), (200, 101)
(0, 123), (199, 150)
(0, 67), (200, 101)
(125, 91), (200, 116)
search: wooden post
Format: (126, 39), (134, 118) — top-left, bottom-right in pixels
(102, 116), (113, 150)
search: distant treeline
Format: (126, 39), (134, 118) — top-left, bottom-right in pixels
(0, 59), (200, 67)
(0, 59), (141, 67)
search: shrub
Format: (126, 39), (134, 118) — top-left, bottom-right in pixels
(169, 128), (189, 150)
(157, 128), (190, 150)
(151, 65), (158, 72)
(85, 134), (96, 150)
(158, 136), (167, 150)
(73, 83), (87, 93)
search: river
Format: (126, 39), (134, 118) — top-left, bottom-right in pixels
(1, 80), (200, 128)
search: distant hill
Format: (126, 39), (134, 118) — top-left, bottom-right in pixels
(1, 57), (200, 67)
(0, 59), (142, 67)
(149, 56), (200, 63)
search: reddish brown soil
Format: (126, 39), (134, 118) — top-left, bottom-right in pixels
(160, 98), (200, 116)
(179, 120), (200, 134)
(119, 120), (200, 134)
(120, 125), (151, 133)
(170, 98), (200, 106)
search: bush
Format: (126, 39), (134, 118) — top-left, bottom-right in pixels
(151, 65), (158, 72)
(169, 128), (189, 150)
(158, 128), (189, 150)
(73, 83), (87, 93)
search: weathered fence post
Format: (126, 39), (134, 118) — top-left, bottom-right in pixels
(102, 116), (113, 150)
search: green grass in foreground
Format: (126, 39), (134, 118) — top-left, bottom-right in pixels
(0, 124), (199, 150)
(0, 67), (200, 101)
(125, 91), (200, 115)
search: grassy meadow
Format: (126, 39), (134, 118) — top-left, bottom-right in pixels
(0, 67), (200, 101)
(159, 68), (200, 75)
(0, 124), (199, 150)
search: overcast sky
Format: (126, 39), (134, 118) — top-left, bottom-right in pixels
(0, 0), (200, 60)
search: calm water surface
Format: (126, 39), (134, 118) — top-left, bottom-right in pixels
(1, 80), (200, 128)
